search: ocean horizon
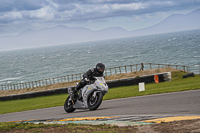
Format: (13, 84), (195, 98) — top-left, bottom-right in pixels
(0, 29), (200, 85)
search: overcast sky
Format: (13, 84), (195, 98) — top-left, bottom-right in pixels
(0, 0), (200, 36)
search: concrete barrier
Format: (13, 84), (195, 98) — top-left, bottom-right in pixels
(0, 87), (75, 101)
(106, 72), (169, 88)
(0, 72), (171, 101)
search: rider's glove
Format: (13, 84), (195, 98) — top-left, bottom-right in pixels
(84, 78), (89, 81)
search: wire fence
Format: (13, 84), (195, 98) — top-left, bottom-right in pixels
(0, 63), (196, 91)
(188, 65), (200, 74)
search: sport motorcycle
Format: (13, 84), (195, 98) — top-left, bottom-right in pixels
(64, 76), (108, 113)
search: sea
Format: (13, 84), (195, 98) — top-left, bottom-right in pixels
(0, 29), (200, 86)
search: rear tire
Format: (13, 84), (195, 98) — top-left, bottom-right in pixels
(87, 92), (103, 111)
(64, 96), (76, 113)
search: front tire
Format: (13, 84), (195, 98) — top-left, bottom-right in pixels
(64, 96), (76, 113)
(87, 92), (103, 111)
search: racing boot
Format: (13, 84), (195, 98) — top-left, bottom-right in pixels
(71, 82), (82, 102)
(71, 87), (78, 103)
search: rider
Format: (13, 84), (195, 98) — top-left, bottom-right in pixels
(72, 63), (105, 100)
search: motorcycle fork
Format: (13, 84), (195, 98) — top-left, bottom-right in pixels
(92, 91), (97, 98)
(68, 87), (75, 104)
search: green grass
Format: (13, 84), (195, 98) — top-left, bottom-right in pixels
(104, 73), (200, 100)
(0, 94), (68, 114)
(0, 122), (136, 132)
(0, 122), (56, 131)
(0, 72), (199, 114)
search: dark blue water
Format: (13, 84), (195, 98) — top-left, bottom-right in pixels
(0, 29), (200, 85)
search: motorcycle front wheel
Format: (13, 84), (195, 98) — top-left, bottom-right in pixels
(64, 96), (76, 113)
(87, 92), (103, 111)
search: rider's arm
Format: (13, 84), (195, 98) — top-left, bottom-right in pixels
(83, 68), (94, 79)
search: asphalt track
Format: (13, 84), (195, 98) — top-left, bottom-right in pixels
(0, 90), (200, 123)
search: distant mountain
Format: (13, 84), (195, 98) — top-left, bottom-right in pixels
(0, 26), (132, 51)
(131, 9), (200, 35)
(0, 9), (200, 51)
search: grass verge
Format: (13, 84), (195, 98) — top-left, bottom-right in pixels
(0, 122), (128, 133)
(103, 72), (200, 100)
(0, 72), (199, 114)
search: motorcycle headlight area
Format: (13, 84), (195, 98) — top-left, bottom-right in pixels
(96, 83), (108, 90)
(96, 84), (103, 88)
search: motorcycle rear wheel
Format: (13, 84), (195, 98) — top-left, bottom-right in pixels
(87, 92), (103, 111)
(64, 96), (76, 113)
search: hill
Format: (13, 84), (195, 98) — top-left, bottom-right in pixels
(0, 9), (200, 51)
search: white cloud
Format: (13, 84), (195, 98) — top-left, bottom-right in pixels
(1, 0), (199, 23)
(0, 0), (200, 35)
(0, 11), (23, 24)
(111, 3), (146, 10)
(47, 0), (59, 8)
(27, 6), (56, 19)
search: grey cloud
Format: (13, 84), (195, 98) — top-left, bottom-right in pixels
(56, 0), (200, 21)
(0, 0), (200, 26)
(0, 0), (45, 12)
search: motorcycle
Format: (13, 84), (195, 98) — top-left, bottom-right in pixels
(64, 76), (108, 113)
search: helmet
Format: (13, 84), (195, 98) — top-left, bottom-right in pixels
(96, 63), (105, 74)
